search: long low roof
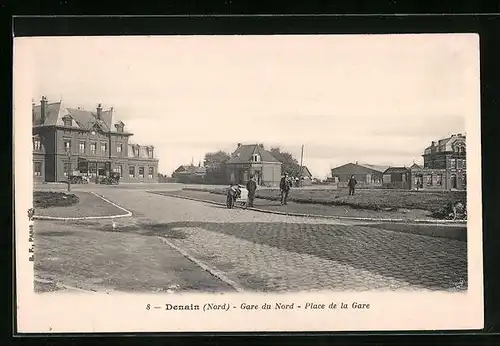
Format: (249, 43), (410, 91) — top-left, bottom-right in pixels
(331, 162), (390, 174)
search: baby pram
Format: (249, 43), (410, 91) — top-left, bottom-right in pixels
(226, 184), (248, 209)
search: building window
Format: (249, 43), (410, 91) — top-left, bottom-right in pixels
(79, 141), (86, 154)
(252, 154), (260, 162)
(426, 174), (433, 186)
(63, 117), (72, 127)
(449, 159), (456, 169)
(63, 162), (72, 176)
(63, 139), (72, 152)
(33, 138), (41, 151)
(436, 174), (442, 186)
(135, 146), (140, 157)
(139, 167), (144, 178)
(117, 144), (123, 153)
(148, 167), (154, 179)
(34, 161), (42, 176)
(114, 164), (123, 177)
(129, 166), (135, 178)
(89, 162), (97, 175)
(457, 159), (463, 169)
(147, 147), (153, 158)
(100, 142), (108, 154)
(90, 142), (97, 155)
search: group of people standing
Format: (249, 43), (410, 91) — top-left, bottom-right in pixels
(240, 172), (358, 210)
(242, 172), (295, 207)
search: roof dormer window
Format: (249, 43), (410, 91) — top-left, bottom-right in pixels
(114, 121), (125, 133)
(62, 116), (72, 127)
(252, 154), (260, 162)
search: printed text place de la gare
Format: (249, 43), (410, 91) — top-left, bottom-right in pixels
(157, 302), (371, 311)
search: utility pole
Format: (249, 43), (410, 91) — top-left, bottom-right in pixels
(300, 144), (304, 187)
(108, 127), (112, 177)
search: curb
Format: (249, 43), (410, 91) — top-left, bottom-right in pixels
(33, 192), (133, 221)
(35, 278), (99, 293)
(152, 192), (467, 226)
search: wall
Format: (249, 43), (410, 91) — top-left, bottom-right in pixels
(382, 173), (410, 189)
(121, 158), (158, 183)
(333, 173), (383, 185)
(410, 168), (448, 190)
(33, 152), (45, 182)
(259, 163), (281, 186)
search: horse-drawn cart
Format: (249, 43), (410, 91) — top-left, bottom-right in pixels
(99, 172), (120, 185)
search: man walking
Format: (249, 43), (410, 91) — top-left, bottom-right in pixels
(348, 175), (357, 196)
(246, 175), (257, 207)
(280, 172), (292, 205)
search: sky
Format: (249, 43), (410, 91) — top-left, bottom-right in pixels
(17, 34), (478, 179)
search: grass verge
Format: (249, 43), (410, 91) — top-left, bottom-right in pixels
(183, 186), (466, 219)
(33, 191), (79, 209)
(33, 191), (128, 218)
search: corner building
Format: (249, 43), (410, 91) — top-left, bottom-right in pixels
(32, 96), (159, 183)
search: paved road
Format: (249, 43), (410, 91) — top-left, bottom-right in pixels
(35, 185), (467, 292)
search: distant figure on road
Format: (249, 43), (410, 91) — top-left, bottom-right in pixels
(280, 173), (292, 205)
(246, 175), (257, 207)
(348, 175), (357, 196)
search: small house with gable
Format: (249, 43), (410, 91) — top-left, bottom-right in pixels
(225, 143), (282, 186)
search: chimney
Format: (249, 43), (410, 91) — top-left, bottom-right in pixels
(32, 99), (35, 124)
(40, 96), (47, 124)
(431, 141), (436, 146)
(237, 143), (242, 148)
(96, 103), (102, 120)
(258, 143), (264, 149)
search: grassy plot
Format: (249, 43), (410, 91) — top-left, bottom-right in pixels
(183, 187), (466, 219)
(33, 191), (129, 218)
(33, 191), (79, 209)
(153, 189), (433, 220)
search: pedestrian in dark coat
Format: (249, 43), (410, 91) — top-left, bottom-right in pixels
(347, 175), (357, 196)
(246, 175), (257, 207)
(280, 173), (292, 205)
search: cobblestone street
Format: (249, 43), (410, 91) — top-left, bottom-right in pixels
(34, 185), (468, 293)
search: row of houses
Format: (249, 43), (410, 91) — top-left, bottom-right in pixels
(170, 133), (466, 191)
(172, 143), (313, 187)
(330, 133), (467, 191)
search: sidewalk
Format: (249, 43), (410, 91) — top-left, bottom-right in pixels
(152, 189), (461, 223)
(34, 219), (233, 293)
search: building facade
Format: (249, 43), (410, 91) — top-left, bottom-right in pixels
(225, 143), (282, 186)
(171, 164), (207, 183)
(418, 133), (466, 190)
(330, 162), (389, 187)
(382, 167), (411, 189)
(299, 166), (313, 186)
(32, 96), (159, 183)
